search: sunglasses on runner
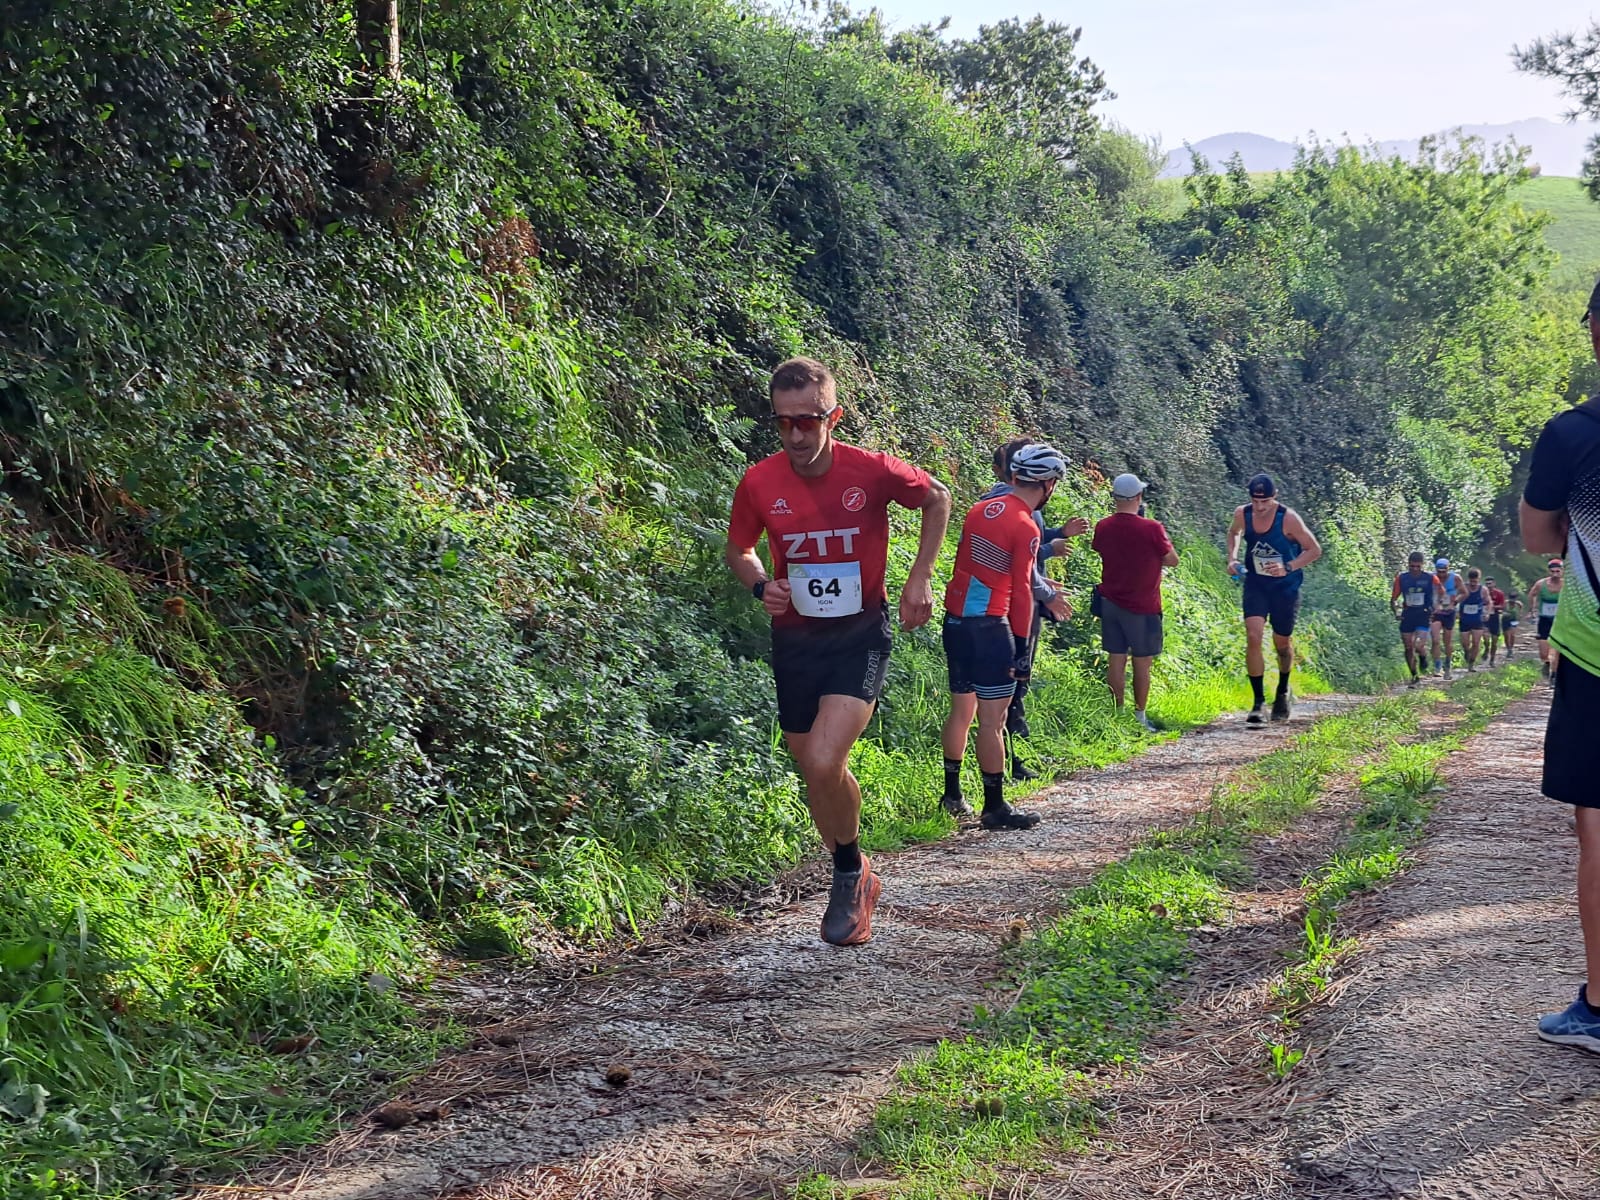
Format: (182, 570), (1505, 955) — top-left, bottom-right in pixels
(1550, 562), (1564, 571)
(770, 410), (839, 433)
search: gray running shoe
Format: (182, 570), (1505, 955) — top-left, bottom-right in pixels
(820, 858), (882, 946)
(1136, 712), (1160, 734)
(1245, 705), (1265, 726)
(1271, 692), (1292, 722)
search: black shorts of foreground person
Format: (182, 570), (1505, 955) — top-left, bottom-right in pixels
(1545, 658), (1600, 806)
(772, 606), (893, 733)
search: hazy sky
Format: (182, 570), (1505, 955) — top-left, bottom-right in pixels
(860, 0), (1600, 148)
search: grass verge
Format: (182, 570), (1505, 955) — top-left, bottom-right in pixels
(798, 667), (1533, 1198)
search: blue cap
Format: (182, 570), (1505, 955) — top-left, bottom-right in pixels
(1247, 473), (1275, 498)
(1435, 557), (1449, 569)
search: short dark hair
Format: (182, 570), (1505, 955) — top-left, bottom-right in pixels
(1408, 552), (1425, 562)
(993, 437), (1034, 478)
(769, 357), (837, 407)
(1467, 568), (1480, 578)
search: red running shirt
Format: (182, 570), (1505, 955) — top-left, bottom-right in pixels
(944, 492), (1041, 638)
(728, 443), (933, 629)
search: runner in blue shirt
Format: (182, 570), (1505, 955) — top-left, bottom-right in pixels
(1225, 474), (1323, 724)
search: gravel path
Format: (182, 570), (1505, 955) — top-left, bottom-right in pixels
(210, 697), (1358, 1200)
(1040, 680), (1600, 1200)
(1289, 689), (1600, 1198)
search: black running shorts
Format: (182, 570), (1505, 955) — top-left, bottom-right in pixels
(942, 615), (1016, 701)
(1433, 609), (1456, 631)
(771, 606), (892, 734)
(1242, 581), (1301, 637)
(1399, 609), (1431, 635)
(1487, 614), (1502, 637)
(1539, 615), (1556, 641)
(1545, 657), (1600, 808)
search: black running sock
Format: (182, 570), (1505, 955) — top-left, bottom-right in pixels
(1249, 674), (1265, 706)
(832, 839), (862, 873)
(1276, 669), (1292, 699)
(943, 757), (963, 800)
(981, 770), (1006, 813)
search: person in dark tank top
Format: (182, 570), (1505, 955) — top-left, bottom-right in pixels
(1225, 473), (1323, 725)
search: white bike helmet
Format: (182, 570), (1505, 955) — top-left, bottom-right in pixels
(1009, 444), (1068, 484)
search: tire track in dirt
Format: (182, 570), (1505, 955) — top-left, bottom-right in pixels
(204, 697), (1361, 1200)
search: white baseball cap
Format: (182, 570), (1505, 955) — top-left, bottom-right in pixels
(1111, 473), (1148, 498)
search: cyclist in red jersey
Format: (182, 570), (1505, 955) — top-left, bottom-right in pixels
(939, 444), (1070, 831)
(726, 357), (951, 947)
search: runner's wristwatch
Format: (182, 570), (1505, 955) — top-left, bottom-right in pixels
(752, 580), (768, 601)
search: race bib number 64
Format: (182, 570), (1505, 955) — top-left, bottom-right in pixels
(788, 562), (864, 618)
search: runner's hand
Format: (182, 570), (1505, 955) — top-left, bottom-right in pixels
(1228, 560), (1243, 578)
(762, 579), (793, 617)
(1062, 516), (1090, 538)
(1045, 593), (1071, 622)
(899, 572), (934, 631)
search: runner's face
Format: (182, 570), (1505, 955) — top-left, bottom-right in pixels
(771, 384), (839, 472)
(1249, 495), (1275, 518)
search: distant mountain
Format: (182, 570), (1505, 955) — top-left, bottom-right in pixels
(1160, 118), (1600, 178)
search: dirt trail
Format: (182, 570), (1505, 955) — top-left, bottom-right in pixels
(1049, 685), (1600, 1200)
(214, 697), (1356, 1200)
(1290, 689), (1600, 1198)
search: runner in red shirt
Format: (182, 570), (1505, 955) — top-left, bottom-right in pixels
(726, 357), (950, 946)
(939, 444), (1070, 831)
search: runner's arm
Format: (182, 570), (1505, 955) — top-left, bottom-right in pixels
(1390, 574), (1401, 614)
(1282, 510), (1322, 572)
(1225, 507), (1244, 573)
(1520, 501), (1569, 557)
(899, 479), (951, 631)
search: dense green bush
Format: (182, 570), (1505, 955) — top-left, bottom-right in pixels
(0, 0), (1574, 1192)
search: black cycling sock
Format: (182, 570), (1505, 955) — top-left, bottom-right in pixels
(981, 771), (1006, 813)
(832, 840), (862, 873)
(1276, 669), (1292, 698)
(942, 757), (962, 799)
(1250, 674), (1265, 706)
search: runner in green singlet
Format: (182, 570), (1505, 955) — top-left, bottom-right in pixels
(1529, 562), (1565, 682)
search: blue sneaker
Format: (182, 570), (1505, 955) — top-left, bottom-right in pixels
(1538, 986), (1600, 1052)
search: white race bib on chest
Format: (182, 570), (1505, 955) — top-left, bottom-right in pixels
(788, 562), (863, 618)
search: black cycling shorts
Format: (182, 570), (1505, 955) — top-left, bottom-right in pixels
(1398, 608), (1431, 635)
(1546, 657), (1600, 808)
(771, 606), (892, 734)
(1433, 610), (1456, 631)
(1242, 581), (1301, 637)
(942, 615), (1017, 701)
(1538, 615), (1556, 641)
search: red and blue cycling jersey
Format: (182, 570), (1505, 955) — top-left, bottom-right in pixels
(943, 492), (1041, 639)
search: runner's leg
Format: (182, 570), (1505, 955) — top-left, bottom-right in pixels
(1579, 807), (1600, 1002)
(784, 694), (875, 852)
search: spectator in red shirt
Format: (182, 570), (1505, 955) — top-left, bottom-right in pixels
(1091, 474), (1179, 733)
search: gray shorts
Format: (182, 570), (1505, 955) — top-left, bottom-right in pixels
(1100, 596), (1164, 658)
